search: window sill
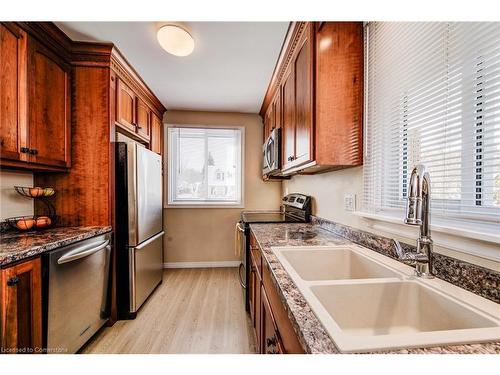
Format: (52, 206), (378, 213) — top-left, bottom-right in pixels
(355, 211), (500, 262)
(165, 203), (244, 209)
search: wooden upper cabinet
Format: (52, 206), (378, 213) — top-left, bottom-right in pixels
(273, 89), (282, 130)
(260, 22), (363, 175)
(314, 22), (363, 168)
(281, 67), (295, 170)
(1, 257), (42, 353)
(116, 78), (157, 144)
(28, 37), (71, 168)
(135, 97), (150, 139)
(1, 27), (71, 171)
(293, 24), (314, 167)
(0, 23), (28, 163)
(263, 104), (274, 142)
(116, 78), (136, 133)
(150, 113), (162, 154)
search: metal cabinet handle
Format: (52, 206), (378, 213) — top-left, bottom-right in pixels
(7, 276), (20, 286)
(266, 337), (277, 347)
(20, 147), (30, 153)
(29, 148), (38, 155)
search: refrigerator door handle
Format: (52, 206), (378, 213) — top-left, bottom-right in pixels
(135, 231), (165, 250)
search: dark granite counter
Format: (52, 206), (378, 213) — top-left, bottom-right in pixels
(249, 222), (500, 354)
(0, 226), (112, 267)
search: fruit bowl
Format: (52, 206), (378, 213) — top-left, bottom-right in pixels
(14, 186), (55, 198)
(5, 215), (58, 231)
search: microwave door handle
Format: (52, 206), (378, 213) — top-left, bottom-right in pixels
(57, 239), (110, 264)
(265, 138), (273, 171)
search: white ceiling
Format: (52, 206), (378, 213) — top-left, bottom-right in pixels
(56, 22), (289, 113)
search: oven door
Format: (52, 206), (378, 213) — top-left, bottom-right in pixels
(262, 128), (280, 176)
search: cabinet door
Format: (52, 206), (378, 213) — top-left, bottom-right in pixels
(293, 24), (314, 166)
(150, 113), (162, 154)
(251, 252), (262, 351)
(263, 108), (271, 142)
(281, 67), (295, 169)
(273, 89), (282, 130)
(116, 79), (136, 133)
(28, 37), (71, 168)
(135, 97), (150, 139)
(0, 257), (42, 353)
(248, 262), (255, 325)
(0, 23), (28, 163)
(315, 22), (363, 167)
(260, 285), (283, 354)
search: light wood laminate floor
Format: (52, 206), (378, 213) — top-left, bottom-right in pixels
(81, 268), (257, 354)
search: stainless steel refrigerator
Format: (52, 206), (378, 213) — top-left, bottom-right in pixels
(115, 142), (164, 319)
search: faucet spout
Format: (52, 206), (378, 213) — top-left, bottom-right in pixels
(397, 164), (434, 278)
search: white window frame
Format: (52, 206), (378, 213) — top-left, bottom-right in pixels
(165, 124), (245, 208)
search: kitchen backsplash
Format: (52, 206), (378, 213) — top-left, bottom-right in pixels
(0, 170), (34, 223)
(311, 215), (500, 304)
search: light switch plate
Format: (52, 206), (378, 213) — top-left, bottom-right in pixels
(344, 194), (356, 212)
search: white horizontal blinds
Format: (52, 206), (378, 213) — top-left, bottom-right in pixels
(168, 127), (242, 205)
(363, 22), (500, 224)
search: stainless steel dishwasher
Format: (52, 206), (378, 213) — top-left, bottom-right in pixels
(45, 232), (111, 353)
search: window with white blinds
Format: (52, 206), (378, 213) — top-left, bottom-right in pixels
(363, 22), (500, 228)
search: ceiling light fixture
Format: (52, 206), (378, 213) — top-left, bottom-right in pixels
(157, 24), (194, 57)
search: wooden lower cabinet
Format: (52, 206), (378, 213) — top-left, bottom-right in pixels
(261, 285), (284, 354)
(249, 232), (304, 354)
(0, 257), (42, 354)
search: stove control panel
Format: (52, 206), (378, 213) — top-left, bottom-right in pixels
(282, 193), (311, 210)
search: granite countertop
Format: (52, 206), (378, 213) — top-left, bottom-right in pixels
(0, 226), (112, 267)
(249, 222), (500, 354)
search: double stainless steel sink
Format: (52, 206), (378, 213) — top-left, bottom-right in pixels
(272, 245), (500, 353)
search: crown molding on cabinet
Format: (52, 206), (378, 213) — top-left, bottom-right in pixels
(16, 22), (166, 115)
(259, 22), (307, 117)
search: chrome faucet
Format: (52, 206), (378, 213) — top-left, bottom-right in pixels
(393, 164), (434, 278)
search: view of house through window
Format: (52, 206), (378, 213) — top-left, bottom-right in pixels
(167, 127), (243, 205)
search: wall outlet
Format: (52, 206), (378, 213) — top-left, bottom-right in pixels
(344, 194), (356, 212)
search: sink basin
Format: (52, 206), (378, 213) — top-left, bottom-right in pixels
(272, 245), (500, 352)
(279, 247), (400, 281)
(311, 281), (498, 335)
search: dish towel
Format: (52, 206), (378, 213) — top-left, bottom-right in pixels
(235, 222), (241, 257)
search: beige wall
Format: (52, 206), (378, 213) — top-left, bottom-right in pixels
(0, 170), (34, 220)
(283, 167), (499, 271)
(163, 111), (281, 264)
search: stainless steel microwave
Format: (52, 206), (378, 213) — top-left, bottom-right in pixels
(262, 128), (281, 176)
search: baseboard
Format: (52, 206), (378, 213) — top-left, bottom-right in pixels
(163, 261), (241, 269)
